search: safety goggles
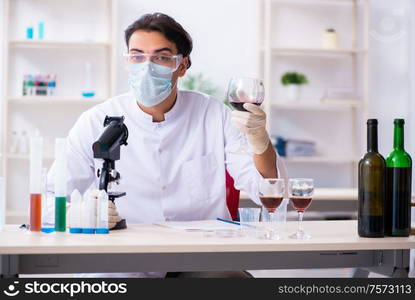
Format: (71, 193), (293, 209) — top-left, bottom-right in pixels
(124, 53), (183, 71)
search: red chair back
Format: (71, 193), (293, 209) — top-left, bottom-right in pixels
(225, 171), (240, 221)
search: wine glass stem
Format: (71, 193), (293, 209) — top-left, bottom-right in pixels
(297, 211), (304, 233)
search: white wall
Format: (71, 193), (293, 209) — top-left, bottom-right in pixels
(115, 0), (260, 98)
(369, 0), (414, 158)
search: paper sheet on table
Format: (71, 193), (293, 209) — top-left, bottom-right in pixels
(154, 220), (238, 232)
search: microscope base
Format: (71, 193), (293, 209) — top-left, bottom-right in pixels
(110, 219), (127, 230)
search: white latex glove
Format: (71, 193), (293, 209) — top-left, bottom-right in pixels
(231, 103), (270, 155)
(108, 200), (122, 229)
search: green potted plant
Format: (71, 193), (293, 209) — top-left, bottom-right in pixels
(179, 73), (219, 98)
(280, 72), (308, 101)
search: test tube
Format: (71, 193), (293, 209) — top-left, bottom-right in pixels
(96, 190), (109, 234)
(29, 137), (43, 232)
(69, 189), (82, 234)
(82, 61), (95, 98)
(54, 138), (67, 232)
(38, 21), (44, 40)
(41, 168), (54, 233)
(0, 177), (5, 231)
(26, 24), (34, 39)
(82, 189), (97, 234)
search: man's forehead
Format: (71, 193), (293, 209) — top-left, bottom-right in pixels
(128, 30), (177, 53)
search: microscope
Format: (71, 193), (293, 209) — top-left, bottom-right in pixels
(92, 116), (129, 230)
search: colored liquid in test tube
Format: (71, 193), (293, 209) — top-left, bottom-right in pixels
(54, 138), (68, 232)
(29, 138), (43, 232)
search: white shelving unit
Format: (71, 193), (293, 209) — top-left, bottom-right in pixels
(0, 0), (117, 220)
(9, 40), (112, 48)
(269, 47), (367, 56)
(8, 96), (106, 105)
(260, 0), (370, 190)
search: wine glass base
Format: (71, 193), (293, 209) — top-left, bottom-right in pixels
(258, 228), (280, 240)
(289, 231), (311, 240)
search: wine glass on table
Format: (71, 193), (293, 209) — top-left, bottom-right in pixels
(259, 178), (285, 240)
(226, 77), (265, 154)
(288, 178), (314, 240)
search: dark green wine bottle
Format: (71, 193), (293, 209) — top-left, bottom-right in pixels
(385, 119), (412, 237)
(358, 119), (385, 237)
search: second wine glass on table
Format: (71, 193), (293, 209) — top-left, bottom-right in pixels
(288, 178), (314, 240)
(259, 178), (285, 240)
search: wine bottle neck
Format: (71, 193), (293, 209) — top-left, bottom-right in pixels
(393, 124), (404, 150)
(367, 124), (378, 152)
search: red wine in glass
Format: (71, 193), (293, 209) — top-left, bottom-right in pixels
(260, 196), (283, 213)
(227, 78), (264, 112)
(229, 101), (261, 112)
(290, 197), (312, 213)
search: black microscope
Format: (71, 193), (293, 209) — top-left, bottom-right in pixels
(92, 116), (129, 230)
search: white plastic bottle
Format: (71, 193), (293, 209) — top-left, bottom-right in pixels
(82, 189), (97, 234)
(69, 189), (82, 234)
(9, 131), (19, 154)
(20, 131), (30, 154)
(96, 190), (109, 234)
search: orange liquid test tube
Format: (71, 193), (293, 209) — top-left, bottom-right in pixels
(29, 137), (43, 232)
(30, 194), (42, 231)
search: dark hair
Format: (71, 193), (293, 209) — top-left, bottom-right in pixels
(125, 13), (193, 69)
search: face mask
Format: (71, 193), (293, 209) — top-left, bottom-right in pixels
(128, 61), (176, 107)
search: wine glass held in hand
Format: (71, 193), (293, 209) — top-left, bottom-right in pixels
(259, 178), (285, 240)
(227, 77), (265, 111)
(227, 77), (268, 155)
(289, 178), (314, 240)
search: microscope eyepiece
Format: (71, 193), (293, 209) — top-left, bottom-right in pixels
(93, 116), (129, 161)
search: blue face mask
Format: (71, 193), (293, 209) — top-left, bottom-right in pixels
(128, 61), (175, 107)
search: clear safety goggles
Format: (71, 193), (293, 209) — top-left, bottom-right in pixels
(124, 53), (183, 71)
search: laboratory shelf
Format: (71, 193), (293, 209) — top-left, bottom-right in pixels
(269, 47), (367, 57)
(6, 153), (54, 161)
(271, 100), (360, 111)
(2, 0), (117, 221)
(8, 96), (106, 105)
(271, 0), (362, 5)
(280, 156), (359, 164)
(9, 40), (111, 48)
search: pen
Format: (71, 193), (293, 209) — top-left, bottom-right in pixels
(216, 218), (240, 226)
(216, 218), (257, 229)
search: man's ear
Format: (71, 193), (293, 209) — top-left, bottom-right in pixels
(177, 57), (189, 78)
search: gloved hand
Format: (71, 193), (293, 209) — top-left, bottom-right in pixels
(231, 103), (270, 154)
(108, 200), (122, 229)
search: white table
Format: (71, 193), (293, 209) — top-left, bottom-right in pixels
(0, 221), (414, 278)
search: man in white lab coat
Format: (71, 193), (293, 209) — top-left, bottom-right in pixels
(49, 13), (286, 278)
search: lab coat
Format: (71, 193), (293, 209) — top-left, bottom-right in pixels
(47, 90), (287, 277)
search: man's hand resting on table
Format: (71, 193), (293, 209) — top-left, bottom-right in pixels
(109, 201), (122, 229)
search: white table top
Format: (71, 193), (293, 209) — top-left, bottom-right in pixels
(0, 221), (414, 255)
